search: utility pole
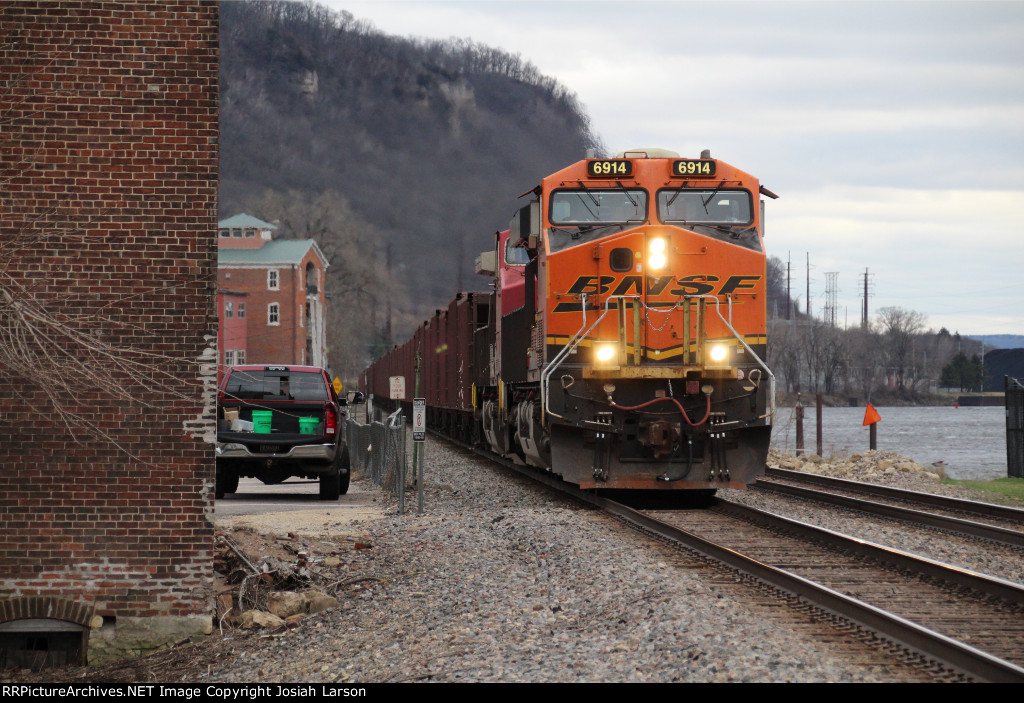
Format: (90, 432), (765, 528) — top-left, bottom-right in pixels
(806, 253), (812, 319)
(786, 252), (792, 320)
(385, 241), (393, 348)
(861, 267), (873, 328)
(457, 233), (465, 292)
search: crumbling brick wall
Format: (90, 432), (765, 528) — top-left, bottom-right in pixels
(0, 1), (219, 663)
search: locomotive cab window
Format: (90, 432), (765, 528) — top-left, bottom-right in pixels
(550, 189), (647, 225)
(548, 188), (647, 252)
(504, 238), (530, 266)
(657, 189), (753, 225)
(657, 188), (761, 252)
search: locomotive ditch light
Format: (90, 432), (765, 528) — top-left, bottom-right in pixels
(648, 238), (667, 270)
(595, 344), (617, 364)
(708, 344), (729, 365)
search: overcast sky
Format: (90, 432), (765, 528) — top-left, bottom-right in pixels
(325, 0), (1024, 336)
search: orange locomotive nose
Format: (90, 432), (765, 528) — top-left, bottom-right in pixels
(363, 148), (776, 494)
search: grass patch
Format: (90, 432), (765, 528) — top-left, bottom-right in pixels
(941, 477), (1024, 503)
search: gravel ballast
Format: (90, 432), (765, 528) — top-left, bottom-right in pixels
(14, 438), (1014, 683)
(201, 439), (951, 683)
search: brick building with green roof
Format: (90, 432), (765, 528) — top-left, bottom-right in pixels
(218, 214), (329, 368)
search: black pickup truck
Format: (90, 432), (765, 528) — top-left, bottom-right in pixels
(216, 365), (354, 500)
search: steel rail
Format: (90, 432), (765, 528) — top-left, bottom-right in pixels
(712, 498), (1024, 604)
(764, 466), (1024, 522)
(600, 497), (1024, 683)
(753, 477), (1024, 549)
(441, 434), (1024, 682)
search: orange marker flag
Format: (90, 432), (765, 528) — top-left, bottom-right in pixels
(863, 403), (881, 426)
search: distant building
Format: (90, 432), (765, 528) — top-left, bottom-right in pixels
(218, 214), (329, 367)
(216, 289), (248, 382)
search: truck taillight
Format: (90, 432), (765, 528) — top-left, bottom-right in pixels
(325, 405), (337, 436)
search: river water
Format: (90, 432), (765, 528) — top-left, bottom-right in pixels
(770, 405), (1009, 481)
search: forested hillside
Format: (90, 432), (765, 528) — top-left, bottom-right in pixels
(220, 1), (601, 373)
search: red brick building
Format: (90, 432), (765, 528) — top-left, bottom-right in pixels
(218, 214), (329, 368)
(0, 2), (218, 666)
(217, 289), (249, 383)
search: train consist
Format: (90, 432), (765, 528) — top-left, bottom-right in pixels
(363, 148), (776, 491)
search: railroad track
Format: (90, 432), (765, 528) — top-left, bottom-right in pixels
(638, 497), (1024, 682)
(445, 436), (1024, 682)
(755, 467), (1024, 548)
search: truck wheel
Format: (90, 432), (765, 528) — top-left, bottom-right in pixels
(216, 463), (239, 499)
(320, 446), (350, 500)
(319, 471), (341, 501)
(337, 446), (351, 496)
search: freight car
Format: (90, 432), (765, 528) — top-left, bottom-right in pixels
(363, 148), (775, 491)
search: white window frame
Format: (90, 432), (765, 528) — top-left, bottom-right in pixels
(225, 301), (233, 319)
(238, 302), (246, 319)
(268, 269), (279, 290)
(268, 302), (280, 326)
(224, 349), (234, 367)
(236, 349), (246, 365)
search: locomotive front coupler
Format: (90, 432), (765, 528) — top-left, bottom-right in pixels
(657, 437), (695, 482)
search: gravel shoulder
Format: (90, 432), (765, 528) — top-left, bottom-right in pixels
(14, 439), (1014, 683)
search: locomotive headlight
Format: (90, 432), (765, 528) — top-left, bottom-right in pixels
(648, 238), (667, 270)
(708, 344), (729, 364)
(595, 344), (617, 363)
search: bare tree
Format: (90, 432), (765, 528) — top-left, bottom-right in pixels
(245, 189), (406, 382)
(876, 306), (927, 392)
(767, 318), (804, 393)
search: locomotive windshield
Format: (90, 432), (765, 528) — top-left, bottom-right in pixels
(657, 188), (761, 252)
(548, 188), (647, 252)
(550, 189), (647, 225)
(657, 189), (752, 225)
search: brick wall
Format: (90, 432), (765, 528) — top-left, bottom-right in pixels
(0, 1), (219, 661)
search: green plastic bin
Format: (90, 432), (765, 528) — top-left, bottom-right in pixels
(252, 410), (273, 434)
(298, 417), (319, 435)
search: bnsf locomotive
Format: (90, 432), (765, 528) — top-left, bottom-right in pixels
(363, 148), (776, 491)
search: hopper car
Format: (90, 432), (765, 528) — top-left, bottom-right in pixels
(363, 148), (776, 491)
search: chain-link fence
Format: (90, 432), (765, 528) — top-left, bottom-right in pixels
(347, 407), (407, 495)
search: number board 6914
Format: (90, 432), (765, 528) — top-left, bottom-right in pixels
(587, 159), (633, 177)
(672, 159), (716, 177)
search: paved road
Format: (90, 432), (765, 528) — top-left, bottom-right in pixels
(213, 476), (380, 517)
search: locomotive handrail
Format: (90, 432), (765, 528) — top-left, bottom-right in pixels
(542, 293), (605, 423)
(541, 293), (775, 425)
(699, 293), (776, 424)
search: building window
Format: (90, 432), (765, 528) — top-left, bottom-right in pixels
(232, 228), (242, 238)
(225, 350), (234, 367)
(268, 270), (279, 290)
(225, 301), (233, 319)
(236, 349), (246, 365)
(219, 229), (229, 238)
(238, 302), (246, 319)
(268, 303), (280, 326)
(245, 229), (255, 238)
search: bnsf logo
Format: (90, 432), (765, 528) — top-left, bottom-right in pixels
(564, 274), (761, 298)
(552, 274), (761, 312)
